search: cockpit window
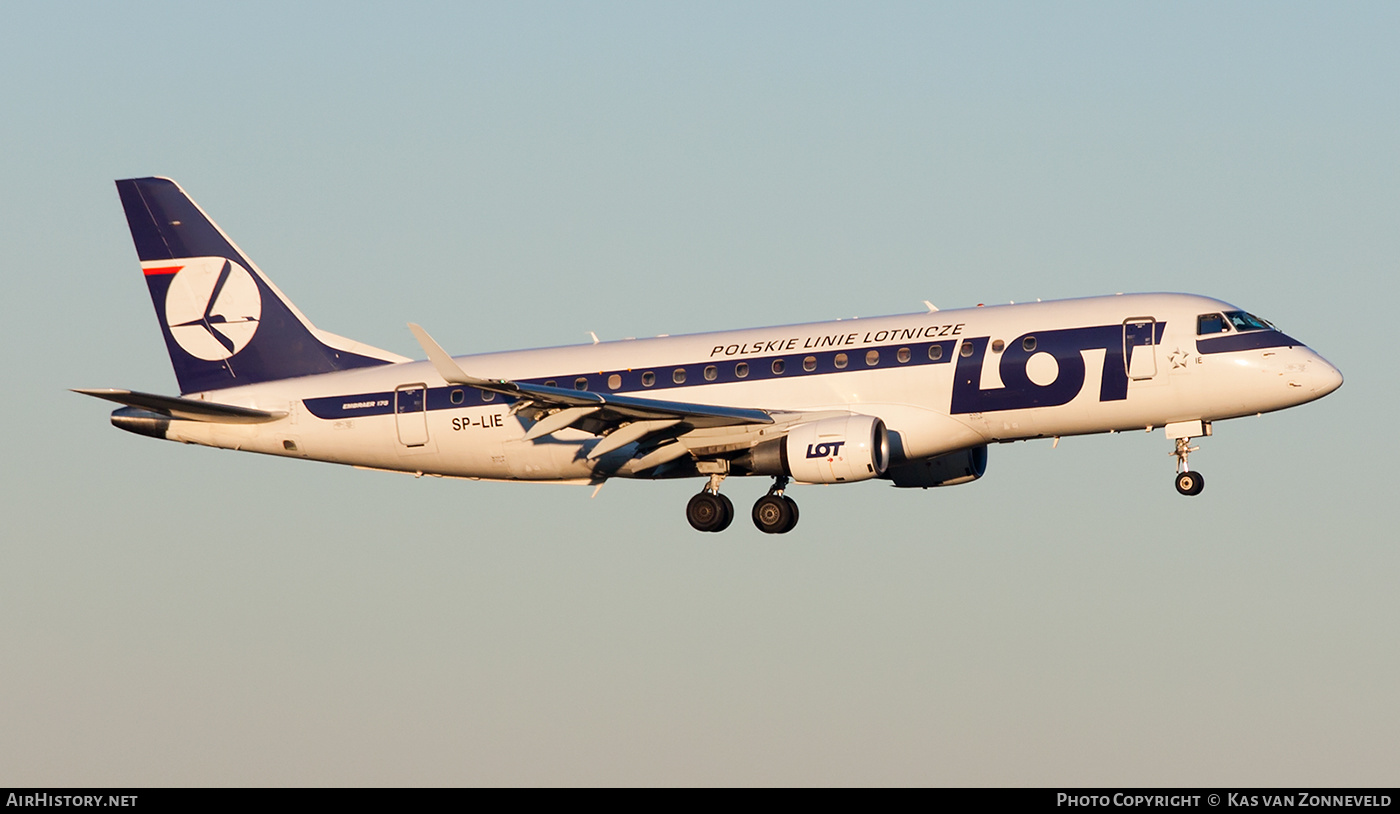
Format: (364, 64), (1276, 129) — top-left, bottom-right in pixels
(1197, 313), (1228, 335)
(1224, 310), (1273, 332)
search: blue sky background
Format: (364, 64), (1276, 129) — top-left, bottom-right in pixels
(2, 2), (1396, 785)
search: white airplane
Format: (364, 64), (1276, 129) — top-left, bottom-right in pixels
(78, 177), (1343, 534)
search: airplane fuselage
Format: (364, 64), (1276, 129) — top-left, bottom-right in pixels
(148, 292), (1339, 483)
(85, 178), (1343, 533)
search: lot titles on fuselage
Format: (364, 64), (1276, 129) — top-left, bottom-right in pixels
(709, 322), (966, 358)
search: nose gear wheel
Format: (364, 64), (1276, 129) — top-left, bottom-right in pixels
(1170, 436), (1205, 496)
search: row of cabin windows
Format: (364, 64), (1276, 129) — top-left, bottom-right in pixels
(531, 341), (973, 393)
(447, 336), (1043, 400)
(450, 388), (494, 404)
(625, 346), (932, 390)
(468, 336), (1046, 395)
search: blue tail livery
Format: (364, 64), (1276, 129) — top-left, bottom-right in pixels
(116, 177), (406, 394)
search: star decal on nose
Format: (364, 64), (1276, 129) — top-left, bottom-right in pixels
(1168, 348), (1191, 369)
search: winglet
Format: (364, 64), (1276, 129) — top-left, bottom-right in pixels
(408, 323), (492, 387)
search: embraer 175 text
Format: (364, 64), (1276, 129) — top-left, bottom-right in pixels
(78, 178), (1343, 534)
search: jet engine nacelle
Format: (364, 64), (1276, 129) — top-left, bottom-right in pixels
(741, 415), (889, 484)
(884, 445), (988, 488)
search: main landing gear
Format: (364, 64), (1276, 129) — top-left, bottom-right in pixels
(752, 477), (799, 535)
(685, 474), (800, 534)
(685, 474), (735, 533)
(1167, 421), (1209, 497)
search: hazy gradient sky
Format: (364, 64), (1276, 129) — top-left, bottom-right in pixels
(2, 2), (1397, 786)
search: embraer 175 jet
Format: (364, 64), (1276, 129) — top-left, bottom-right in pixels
(78, 177), (1343, 534)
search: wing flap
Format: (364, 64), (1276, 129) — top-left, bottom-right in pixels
(587, 419), (682, 460)
(523, 406), (600, 440)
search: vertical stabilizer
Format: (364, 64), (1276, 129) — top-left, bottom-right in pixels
(116, 177), (405, 394)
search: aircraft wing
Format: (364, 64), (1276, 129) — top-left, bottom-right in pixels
(411, 323), (771, 423)
(409, 324), (809, 465)
(471, 379), (773, 426)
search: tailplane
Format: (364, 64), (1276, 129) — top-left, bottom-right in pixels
(116, 177), (407, 394)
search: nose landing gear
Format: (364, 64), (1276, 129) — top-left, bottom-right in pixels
(1167, 420), (1209, 496)
(1174, 465), (1204, 496)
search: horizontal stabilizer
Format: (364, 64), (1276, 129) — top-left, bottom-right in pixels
(72, 388), (287, 424)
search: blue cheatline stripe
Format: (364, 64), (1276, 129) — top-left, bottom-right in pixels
(302, 339), (960, 420)
(1196, 331), (1299, 355)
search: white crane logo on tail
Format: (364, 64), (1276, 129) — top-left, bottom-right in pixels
(161, 257), (262, 361)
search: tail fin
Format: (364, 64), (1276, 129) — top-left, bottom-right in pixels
(116, 177), (407, 394)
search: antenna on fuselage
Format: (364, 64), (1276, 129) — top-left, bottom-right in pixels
(923, 300), (938, 313)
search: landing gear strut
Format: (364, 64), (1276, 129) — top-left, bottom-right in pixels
(686, 473), (734, 532)
(752, 476), (800, 534)
(1167, 421), (1209, 496)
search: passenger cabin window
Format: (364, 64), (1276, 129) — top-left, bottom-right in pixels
(641, 371), (655, 387)
(704, 365), (717, 381)
(1022, 336), (1036, 352)
(450, 389), (465, 405)
(772, 359), (786, 375)
(672, 368), (686, 384)
(481, 390), (495, 402)
(959, 342), (974, 357)
(1197, 313), (1228, 335)
(607, 374), (622, 390)
(803, 356), (817, 372)
(928, 346), (943, 361)
(735, 362), (749, 378)
(865, 350), (880, 366)
(897, 348), (911, 363)
(574, 377), (589, 391)
(834, 353), (848, 369)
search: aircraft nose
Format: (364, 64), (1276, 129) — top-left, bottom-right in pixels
(1285, 348), (1343, 399)
(1312, 356), (1343, 397)
(1270, 347), (1342, 404)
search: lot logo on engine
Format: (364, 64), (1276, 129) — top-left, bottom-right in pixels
(806, 441), (845, 459)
